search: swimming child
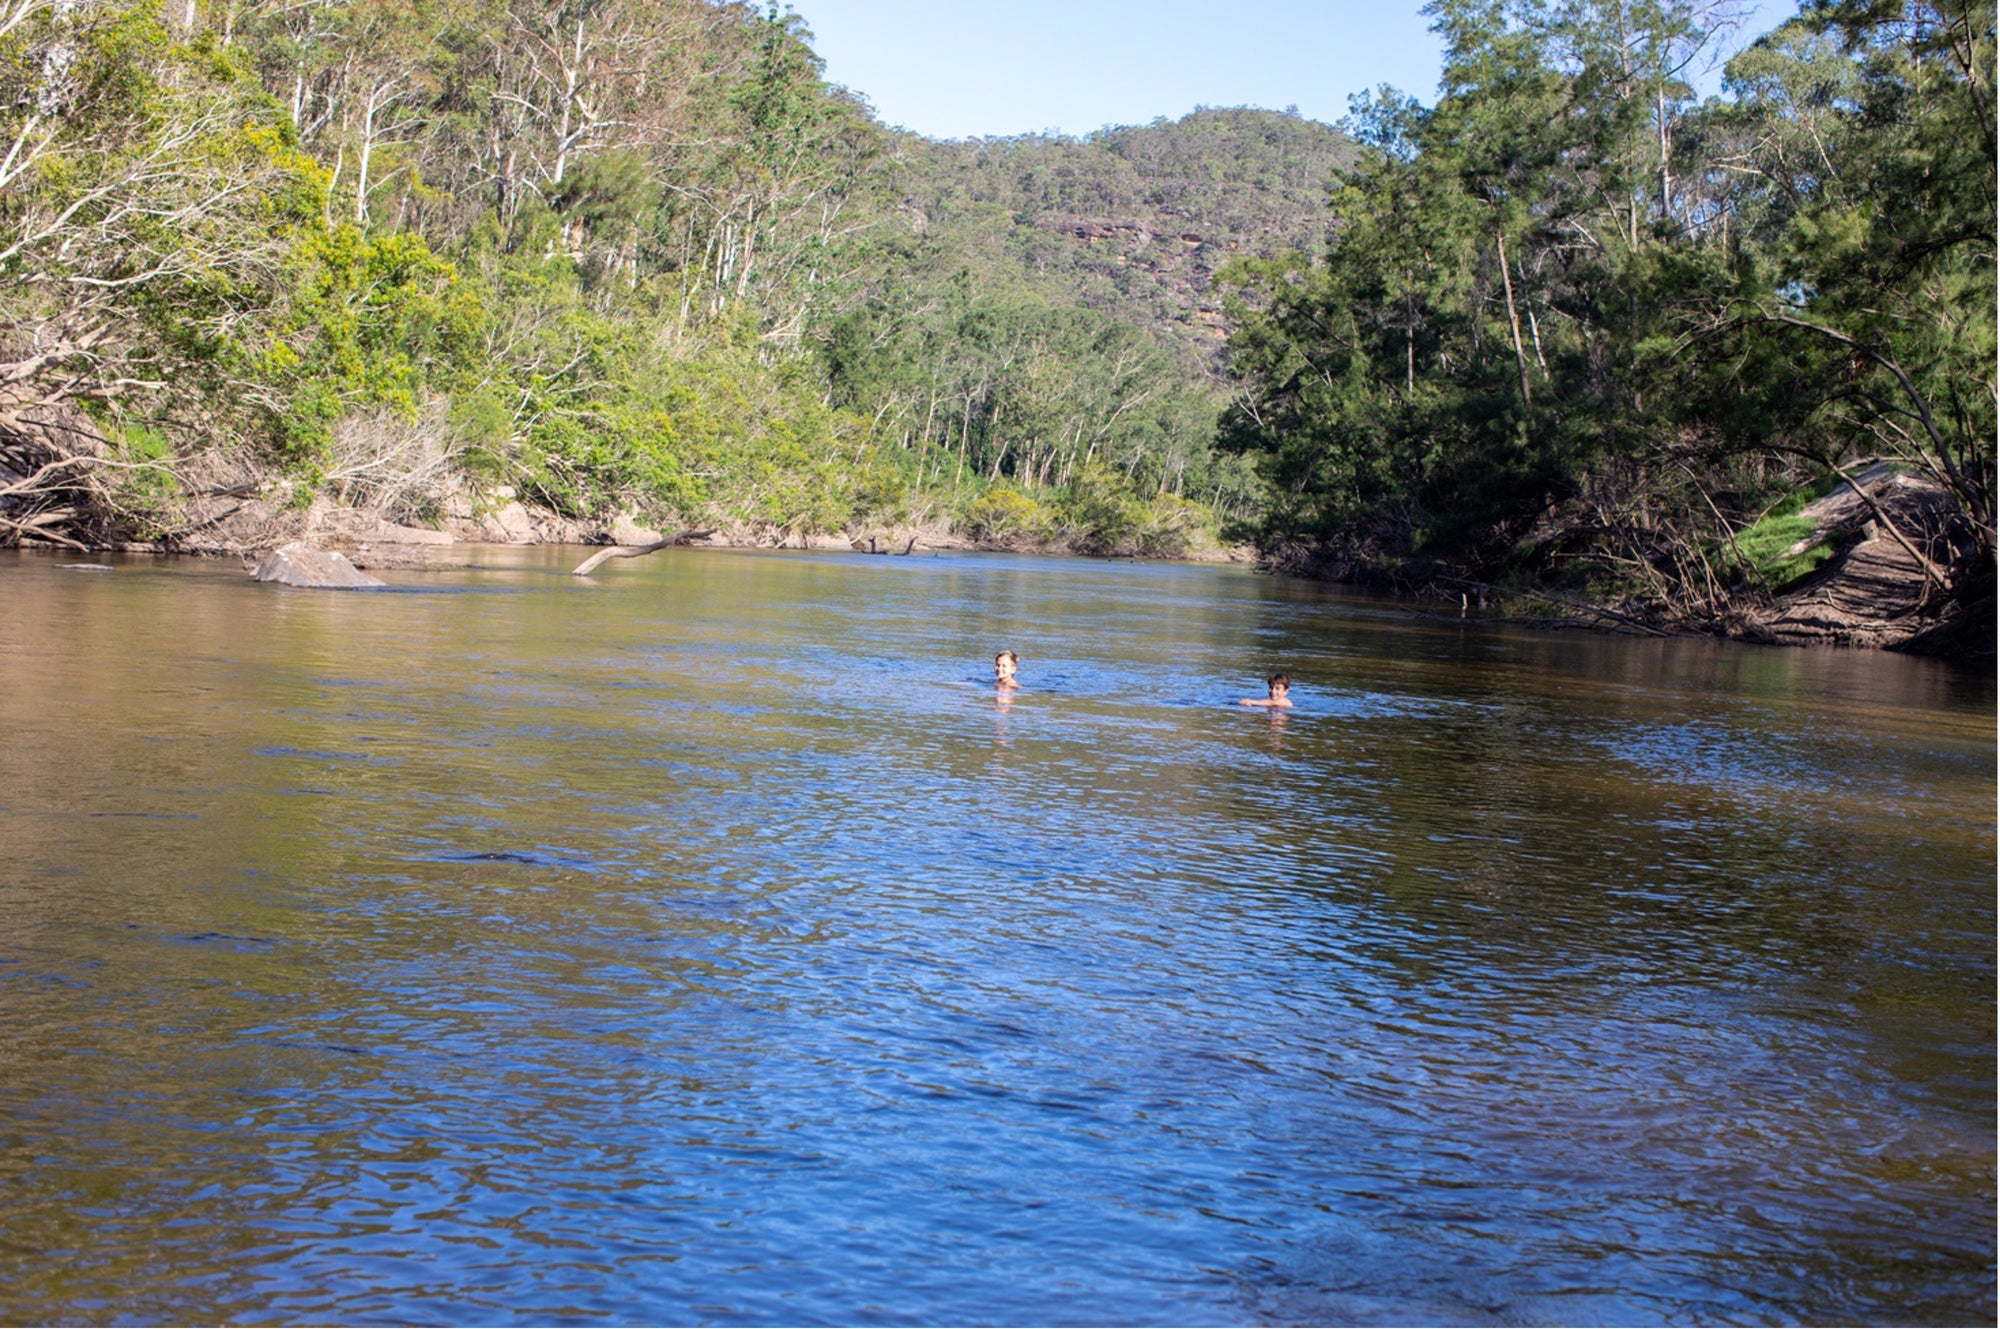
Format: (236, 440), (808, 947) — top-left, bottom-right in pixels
(993, 650), (1021, 689)
(1239, 672), (1292, 708)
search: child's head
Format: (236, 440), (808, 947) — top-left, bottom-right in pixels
(995, 650), (1020, 681)
(1267, 672), (1290, 696)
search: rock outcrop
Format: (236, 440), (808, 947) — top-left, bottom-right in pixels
(251, 543), (387, 589)
(309, 500), (455, 547)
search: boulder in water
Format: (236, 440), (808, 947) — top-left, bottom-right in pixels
(252, 542), (386, 589)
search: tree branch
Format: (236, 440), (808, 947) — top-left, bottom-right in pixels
(570, 528), (714, 575)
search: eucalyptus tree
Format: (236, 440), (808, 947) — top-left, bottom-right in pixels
(1, 0), (322, 543)
(1701, 0), (1995, 575)
(1219, 0), (1994, 617)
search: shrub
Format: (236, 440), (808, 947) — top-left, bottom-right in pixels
(1058, 463), (1143, 553)
(963, 485), (1052, 542)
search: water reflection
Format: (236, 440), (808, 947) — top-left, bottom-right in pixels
(0, 546), (1992, 1326)
(1252, 705), (1290, 752)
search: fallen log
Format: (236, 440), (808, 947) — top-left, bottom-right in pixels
(571, 529), (714, 577)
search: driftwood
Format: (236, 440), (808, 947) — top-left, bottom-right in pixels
(571, 529), (714, 576)
(1829, 463), (1950, 594)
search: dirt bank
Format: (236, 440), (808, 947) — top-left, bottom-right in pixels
(1267, 464), (1992, 664)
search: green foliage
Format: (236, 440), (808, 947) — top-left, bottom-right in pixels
(2, 1), (329, 425)
(246, 226), (480, 453)
(0, 4), (1297, 554)
(1725, 510), (1838, 589)
(964, 485), (1055, 542)
(1717, 1), (1996, 547)
(1218, 0), (1994, 608)
(110, 422), (180, 511)
(888, 109), (1353, 376)
(1055, 467), (1211, 557)
(1057, 463), (1146, 554)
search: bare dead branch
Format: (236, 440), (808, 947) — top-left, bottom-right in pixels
(571, 528), (714, 575)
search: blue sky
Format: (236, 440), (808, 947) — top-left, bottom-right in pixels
(793, 0), (1804, 140)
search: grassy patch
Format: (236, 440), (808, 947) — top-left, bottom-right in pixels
(1724, 506), (1838, 590)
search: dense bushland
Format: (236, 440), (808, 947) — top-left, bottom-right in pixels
(1, 0), (1338, 553)
(3, 0), (1991, 646)
(1218, 0), (1993, 628)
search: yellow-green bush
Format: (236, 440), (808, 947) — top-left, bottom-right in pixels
(1130, 493), (1210, 558)
(963, 485), (1053, 542)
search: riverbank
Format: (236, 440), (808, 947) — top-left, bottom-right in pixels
(132, 479), (1254, 568)
(1267, 465), (1994, 665)
(32, 450), (1984, 661)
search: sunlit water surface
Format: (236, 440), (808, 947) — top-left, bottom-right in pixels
(1, 547), (1992, 1326)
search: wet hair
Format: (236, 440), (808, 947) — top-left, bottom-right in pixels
(1267, 673), (1290, 690)
(996, 650), (1020, 666)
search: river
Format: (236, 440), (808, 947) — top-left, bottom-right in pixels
(1, 546), (1992, 1325)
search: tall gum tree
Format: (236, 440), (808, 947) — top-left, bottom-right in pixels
(1, 0), (321, 545)
(1218, 0), (1994, 626)
(1709, 0), (1994, 573)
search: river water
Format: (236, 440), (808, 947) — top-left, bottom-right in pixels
(0, 546), (1992, 1326)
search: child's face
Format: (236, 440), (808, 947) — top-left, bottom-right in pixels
(994, 655), (1017, 682)
(1269, 681), (1289, 699)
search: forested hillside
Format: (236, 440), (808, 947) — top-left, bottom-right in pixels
(814, 110), (1355, 535)
(895, 110), (1354, 366)
(0, 0), (1337, 558)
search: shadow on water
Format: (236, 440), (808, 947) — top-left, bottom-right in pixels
(0, 546), (1992, 1325)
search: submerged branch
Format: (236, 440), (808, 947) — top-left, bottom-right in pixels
(571, 529), (714, 576)
(1442, 576), (1677, 637)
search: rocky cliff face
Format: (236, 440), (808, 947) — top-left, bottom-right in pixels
(895, 109), (1355, 372)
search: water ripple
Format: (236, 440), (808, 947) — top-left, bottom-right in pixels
(0, 548), (1990, 1326)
